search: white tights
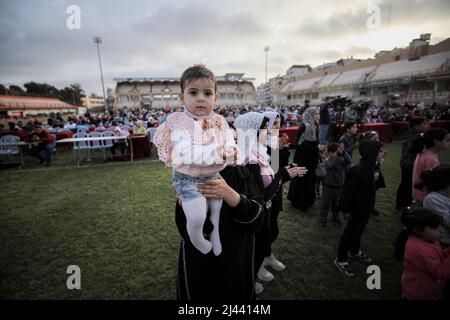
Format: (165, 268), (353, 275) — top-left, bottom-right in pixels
(182, 197), (222, 255)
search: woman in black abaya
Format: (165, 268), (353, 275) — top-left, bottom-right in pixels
(288, 107), (320, 212)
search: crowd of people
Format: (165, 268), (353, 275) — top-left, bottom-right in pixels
(1, 65), (450, 300)
(0, 115), (154, 166)
(151, 65), (450, 300)
(3, 96), (448, 135)
(2, 97), (448, 167)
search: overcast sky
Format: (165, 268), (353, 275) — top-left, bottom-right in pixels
(1, 0), (449, 96)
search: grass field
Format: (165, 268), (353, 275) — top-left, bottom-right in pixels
(1, 142), (449, 299)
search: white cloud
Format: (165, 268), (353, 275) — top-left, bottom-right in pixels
(0, 0), (449, 94)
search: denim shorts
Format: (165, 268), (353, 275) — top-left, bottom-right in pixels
(173, 171), (220, 201)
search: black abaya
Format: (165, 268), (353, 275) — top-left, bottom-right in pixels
(287, 124), (319, 211)
(176, 165), (265, 300)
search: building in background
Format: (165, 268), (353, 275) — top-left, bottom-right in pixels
(259, 34), (450, 106)
(256, 75), (288, 105)
(286, 65), (312, 80)
(112, 73), (256, 110)
(0, 95), (80, 121)
(81, 95), (105, 110)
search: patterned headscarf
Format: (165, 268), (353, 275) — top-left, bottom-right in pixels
(298, 106), (318, 145)
(233, 112), (274, 176)
(262, 111), (280, 129)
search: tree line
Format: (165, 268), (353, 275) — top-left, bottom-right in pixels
(0, 82), (86, 106)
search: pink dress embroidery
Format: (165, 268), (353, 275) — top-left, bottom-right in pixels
(153, 111), (236, 177)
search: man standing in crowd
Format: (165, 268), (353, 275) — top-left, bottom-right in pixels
(298, 99), (311, 117)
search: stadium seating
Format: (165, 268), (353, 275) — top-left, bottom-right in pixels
(371, 51), (450, 81)
(282, 77), (321, 92)
(332, 67), (373, 86)
(280, 51), (449, 96)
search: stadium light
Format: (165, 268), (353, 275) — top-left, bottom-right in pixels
(264, 46), (270, 84)
(93, 36), (106, 111)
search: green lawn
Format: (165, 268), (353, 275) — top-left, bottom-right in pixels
(0, 143), (449, 299)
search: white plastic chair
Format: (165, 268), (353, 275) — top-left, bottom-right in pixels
(0, 135), (20, 154)
(88, 132), (106, 160)
(147, 127), (157, 154)
(73, 132), (90, 164)
(0, 135), (21, 163)
(102, 131), (115, 157)
(102, 131), (115, 147)
(77, 127), (88, 133)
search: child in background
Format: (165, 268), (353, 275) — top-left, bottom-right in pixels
(412, 128), (450, 205)
(111, 122), (130, 156)
(334, 140), (384, 276)
(153, 65), (237, 256)
(421, 165), (450, 299)
(419, 166), (450, 246)
(132, 120), (147, 135)
(319, 142), (351, 227)
(395, 207), (450, 300)
(361, 130), (386, 216)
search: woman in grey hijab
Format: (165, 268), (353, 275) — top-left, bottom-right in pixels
(288, 107), (320, 212)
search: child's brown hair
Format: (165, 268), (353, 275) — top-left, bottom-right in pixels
(180, 64), (217, 93)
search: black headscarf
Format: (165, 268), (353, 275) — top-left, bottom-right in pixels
(359, 140), (383, 166)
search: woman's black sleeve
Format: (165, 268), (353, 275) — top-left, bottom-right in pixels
(263, 166), (291, 202)
(222, 166), (266, 233)
(226, 194), (264, 232)
(279, 147), (290, 168)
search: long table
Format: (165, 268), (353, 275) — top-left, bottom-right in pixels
(56, 136), (134, 166)
(0, 135), (150, 168)
(391, 120), (450, 137)
(0, 130), (74, 140)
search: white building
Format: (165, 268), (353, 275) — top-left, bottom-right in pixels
(256, 66), (311, 105)
(256, 83), (270, 105)
(286, 65), (312, 80)
(277, 35), (450, 106)
(256, 75), (288, 105)
(81, 95), (105, 110)
(112, 73), (256, 110)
